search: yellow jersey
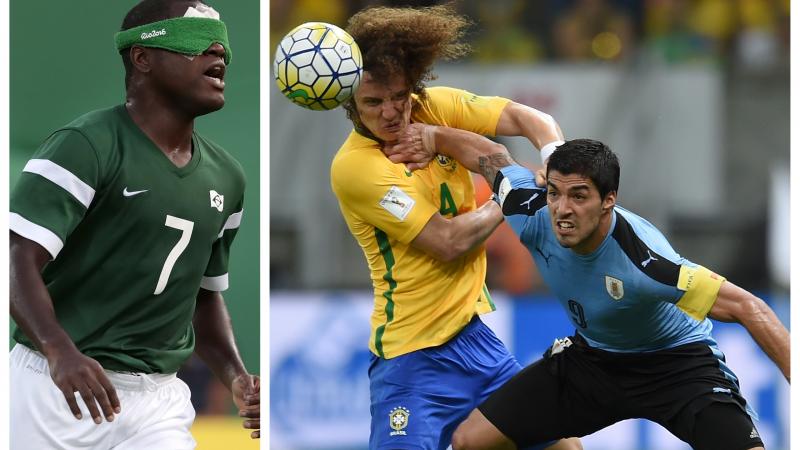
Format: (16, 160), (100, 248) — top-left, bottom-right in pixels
(331, 86), (511, 358)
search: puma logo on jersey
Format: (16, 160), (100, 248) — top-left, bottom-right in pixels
(520, 192), (540, 209)
(536, 247), (553, 267)
(641, 250), (658, 267)
(210, 190), (224, 212)
(122, 187), (148, 197)
(549, 337), (572, 355)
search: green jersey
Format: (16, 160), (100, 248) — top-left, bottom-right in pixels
(10, 105), (246, 373)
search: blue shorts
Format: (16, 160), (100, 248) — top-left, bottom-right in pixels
(368, 315), (521, 450)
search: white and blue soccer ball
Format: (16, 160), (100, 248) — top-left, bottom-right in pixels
(274, 22), (363, 111)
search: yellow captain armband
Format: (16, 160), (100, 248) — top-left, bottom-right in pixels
(675, 265), (726, 321)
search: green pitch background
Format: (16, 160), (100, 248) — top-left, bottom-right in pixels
(9, 0), (260, 377)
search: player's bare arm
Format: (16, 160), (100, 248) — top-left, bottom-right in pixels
(708, 281), (790, 382)
(495, 101), (564, 151)
(385, 123), (517, 187)
(380, 125), (509, 261)
(193, 289), (260, 438)
(10, 231), (121, 424)
(478, 153), (516, 187)
(496, 101), (564, 186)
(411, 202), (504, 262)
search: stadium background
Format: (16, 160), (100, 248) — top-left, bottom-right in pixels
(270, 1), (790, 449)
(9, 1), (259, 448)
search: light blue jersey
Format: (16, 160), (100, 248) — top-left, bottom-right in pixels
(495, 165), (725, 353)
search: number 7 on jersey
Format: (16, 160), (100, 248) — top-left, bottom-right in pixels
(154, 215), (194, 295)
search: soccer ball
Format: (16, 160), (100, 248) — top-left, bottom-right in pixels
(274, 22), (363, 111)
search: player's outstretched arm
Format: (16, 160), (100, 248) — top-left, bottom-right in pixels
(708, 281), (790, 382)
(384, 123), (517, 187)
(10, 231), (121, 424)
(410, 201), (504, 262)
(384, 124), (522, 261)
(495, 101), (564, 154)
(496, 101), (565, 186)
(193, 289), (260, 438)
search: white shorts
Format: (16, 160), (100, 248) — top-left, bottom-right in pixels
(10, 344), (196, 450)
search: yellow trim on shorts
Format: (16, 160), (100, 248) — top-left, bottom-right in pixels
(676, 265), (726, 321)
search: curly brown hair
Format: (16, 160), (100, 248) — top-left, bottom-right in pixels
(343, 3), (472, 136)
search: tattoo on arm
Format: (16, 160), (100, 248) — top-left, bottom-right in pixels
(478, 153), (515, 186)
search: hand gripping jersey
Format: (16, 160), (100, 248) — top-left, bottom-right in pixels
(10, 105), (246, 373)
(331, 87), (510, 359)
(494, 165), (725, 352)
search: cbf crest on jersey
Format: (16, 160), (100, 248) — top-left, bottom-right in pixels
(605, 275), (624, 300)
(389, 406), (410, 436)
(436, 154), (457, 172)
(209, 190), (224, 212)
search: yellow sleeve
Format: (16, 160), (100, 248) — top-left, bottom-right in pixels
(331, 150), (439, 244)
(675, 265), (726, 321)
(418, 86), (511, 136)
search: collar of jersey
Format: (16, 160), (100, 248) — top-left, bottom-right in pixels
(117, 105), (202, 178)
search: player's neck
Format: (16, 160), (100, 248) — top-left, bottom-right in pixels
(124, 98), (195, 165)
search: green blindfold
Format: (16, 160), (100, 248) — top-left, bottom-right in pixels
(115, 17), (232, 65)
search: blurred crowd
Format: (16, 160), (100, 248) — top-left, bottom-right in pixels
(271, 0), (790, 70)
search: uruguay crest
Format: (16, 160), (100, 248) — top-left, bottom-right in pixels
(389, 406), (410, 436)
(605, 276), (624, 300)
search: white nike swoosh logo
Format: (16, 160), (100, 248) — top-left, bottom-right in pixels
(123, 187), (149, 197)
